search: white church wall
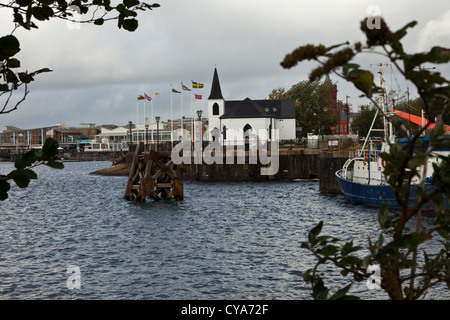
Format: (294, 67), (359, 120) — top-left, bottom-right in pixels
(275, 118), (296, 141)
(207, 99), (224, 131)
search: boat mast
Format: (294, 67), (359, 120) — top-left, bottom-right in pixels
(359, 63), (389, 154)
(379, 63), (388, 142)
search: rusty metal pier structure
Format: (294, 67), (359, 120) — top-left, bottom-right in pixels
(124, 143), (183, 202)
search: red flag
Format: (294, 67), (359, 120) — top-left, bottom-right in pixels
(195, 94), (202, 100)
(144, 93), (152, 101)
(182, 83), (191, 91)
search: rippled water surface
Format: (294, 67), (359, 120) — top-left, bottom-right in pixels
(0, 161), (448, 300)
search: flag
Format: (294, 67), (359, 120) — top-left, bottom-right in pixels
(152, 92), (160, 97)
(181, 83), (191, 91)
(144, 93), (152, 101)
(192, 81), (204, 89)
(195, 94), (202, 100)
(172, 88), (180, 93)
(137, 95), (145, 100)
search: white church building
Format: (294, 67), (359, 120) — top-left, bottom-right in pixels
(206, 68), (296, 144)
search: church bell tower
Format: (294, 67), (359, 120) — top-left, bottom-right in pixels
(207, 67), (225, 132)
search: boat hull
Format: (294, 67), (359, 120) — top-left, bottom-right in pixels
(335, 170), (446, 211)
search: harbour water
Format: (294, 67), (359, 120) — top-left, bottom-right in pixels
(0, 161), (448, 300)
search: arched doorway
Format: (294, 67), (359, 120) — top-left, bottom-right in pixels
(243, 124), (252, 151)
(243, 123), (252, 134)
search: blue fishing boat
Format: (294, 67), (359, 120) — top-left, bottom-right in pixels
(335, 65), (449, 211)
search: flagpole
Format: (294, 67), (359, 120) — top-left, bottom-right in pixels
(171, 86), (173, 144)
(191, 88), (194, 145)
(136, 98), (139, 143)
(192, 92), (195, 146)
(181, 88), (183, 140)
(151, 95), (154, 125)
(151, 97), (154, 145)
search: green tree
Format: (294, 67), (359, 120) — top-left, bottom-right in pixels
(351, 107), (383, 137)
(269, 80), (339, 138)
(281, 17), (450, 300)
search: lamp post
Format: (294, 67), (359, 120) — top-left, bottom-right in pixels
(16, 133), (23, 152)
(196, 110), (203, 149)
(128, 121), (133, 151)
(155, 116), (160, 151)
(321, 107), (327, 140)
(145, 117), (149, 151)
(345, 95), (350, 134)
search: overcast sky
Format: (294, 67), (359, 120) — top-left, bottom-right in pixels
(1, 0), (449, 130)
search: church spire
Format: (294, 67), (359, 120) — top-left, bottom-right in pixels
(208, 67), (223, 100)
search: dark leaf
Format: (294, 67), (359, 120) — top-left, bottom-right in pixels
(46, 160), (64, 169)
(144, 3), (160, 9)
(395, 21), (417, 40)
(5, 69), (19, 87)
(29, 68), (53, 76)
(18, 72), (34, 84)
(7, 58), (21, 68)
(329, 284), (360, 300)
(8, 170), (31, 188)
(0, 35), (21, 60)
(41, 137), (59, 161)
(16, 0), (32, 6)
(123, 0), (140, 8)
(38, 0), (56, 5)
(317, 245), (339, 256)
(122, 18), (138, 31)
(94, 18), (104, 25)
(389, 233), (432, 250)
(308, 221), (323, 245)
(311, 278), (329, 300)
(32, 6), (55, 21)
(0, 179), (11, 201)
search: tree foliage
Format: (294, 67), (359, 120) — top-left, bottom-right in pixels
(269, 80), (339, 137)
(351, 107), (383, 138)
(282, 17), (450, 300)
(0, 137), (63, 200)
(0, 0), (160, 114)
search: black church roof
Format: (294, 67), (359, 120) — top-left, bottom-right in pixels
(208, 68), (223, 99)
(220, 98), (295, 119)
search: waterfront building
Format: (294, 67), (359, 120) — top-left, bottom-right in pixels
(0, 125), (59, 151)
(207, 68), (296, 143)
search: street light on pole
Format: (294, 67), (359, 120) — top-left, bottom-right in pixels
(16, 133), (23, 152)
(145, 118), (149, 152)
(128, 121), (133, 150)
(196, 110), (203, 149)
(345, 95), (350, 134)
(155, 116), (160, 151)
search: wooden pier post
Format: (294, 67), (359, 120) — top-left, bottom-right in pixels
(124, 143), (183, 201)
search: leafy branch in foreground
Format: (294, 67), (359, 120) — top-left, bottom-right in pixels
(0, 1), (160, 114)
(0, 137), (64, 201)
(282, 17), (450, 299)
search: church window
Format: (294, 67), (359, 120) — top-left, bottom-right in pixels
(213, 103), (219, 115)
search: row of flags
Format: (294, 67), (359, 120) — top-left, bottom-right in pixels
(137, 92), (159, 101)
(173, 81), (204, 100)
(138, 80), (204, 101)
